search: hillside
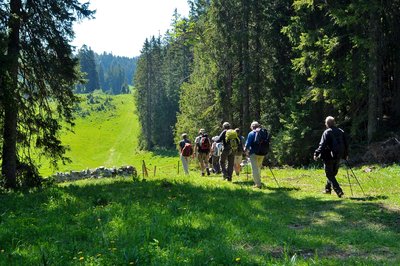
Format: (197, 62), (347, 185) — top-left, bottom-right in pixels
(40, 92), (178, 177)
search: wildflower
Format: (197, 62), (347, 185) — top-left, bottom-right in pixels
(235, 257), (241, 262)
(79, 256), (84, 261)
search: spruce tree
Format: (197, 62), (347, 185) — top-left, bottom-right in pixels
(0, 0), (94, 188)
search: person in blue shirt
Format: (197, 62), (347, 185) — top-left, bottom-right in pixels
(244, 121), (264, 188)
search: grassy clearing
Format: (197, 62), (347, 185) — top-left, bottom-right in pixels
(0, 164), (399, 265)
(39, 92), (178, 177)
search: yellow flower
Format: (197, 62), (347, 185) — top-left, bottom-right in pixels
(235, 257), (241, 262)
(79, 256), (84, 261)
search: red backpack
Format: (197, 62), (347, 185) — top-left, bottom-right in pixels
(181, 143), (193, 157)
(199, 135), (211, 151)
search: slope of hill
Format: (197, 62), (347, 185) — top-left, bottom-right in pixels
(40, 92), (178, 176)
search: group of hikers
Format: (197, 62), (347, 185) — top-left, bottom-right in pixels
(179, 116), (349, 197)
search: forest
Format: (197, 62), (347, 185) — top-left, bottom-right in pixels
(76, 45), (138, 95)
(134, 0), (400, 165)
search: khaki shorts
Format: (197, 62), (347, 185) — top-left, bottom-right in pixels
(198, 152), (208, 162)
(234, 155), (242, 165)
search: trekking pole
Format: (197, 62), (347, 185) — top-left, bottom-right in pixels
(345, 159), (366, 196)
(268, 164), (280, 188)
(345, 167), (354, 196)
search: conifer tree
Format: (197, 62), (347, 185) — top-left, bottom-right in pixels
(0, 0), (94, 188)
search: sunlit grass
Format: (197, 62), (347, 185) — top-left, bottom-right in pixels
(0, 164), (399, 265)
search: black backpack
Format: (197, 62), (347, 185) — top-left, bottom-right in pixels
(329, 128), (345, 159)
(254, 127), (270, 156)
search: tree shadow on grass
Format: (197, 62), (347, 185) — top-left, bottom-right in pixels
(0, 178), (399, 265)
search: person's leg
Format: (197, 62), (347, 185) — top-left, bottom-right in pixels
(250, 154), (261, 187)
(234, 155), (241, 175)
(220, 149), (228, 179)
(180, 155), (189, 175)
(198, 153), (205, 175)
(324, 159), (343, 196)
(226, 153), (235, 181)
(256, 155), (264, 185)
(204, 154), (210, 175)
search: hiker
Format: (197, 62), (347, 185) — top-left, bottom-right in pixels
(233, 128), (245, 176)
(216, 122), (237, 181)
(211, 136), (222, 174)
(179, 133), (193, 175)
(314, 116), (349, 198)
(194, 129), (211, 176)
(244, 121), (267, 189)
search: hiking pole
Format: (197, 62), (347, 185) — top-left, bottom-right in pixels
(345, 167), (354, 196)
(345, 159), (366, 196)
(268, 164), (280, 188)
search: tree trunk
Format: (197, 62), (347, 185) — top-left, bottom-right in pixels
(240, 0), (250, 132)
(2, 0), (22, 189)
(367, 8), (382, 143)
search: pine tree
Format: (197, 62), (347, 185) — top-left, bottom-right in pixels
(0, 0), (94, 188)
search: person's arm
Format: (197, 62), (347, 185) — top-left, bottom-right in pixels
(245, 131), (254, 155)
(216, 130), (225, 143)
(314, 130), (328, 160)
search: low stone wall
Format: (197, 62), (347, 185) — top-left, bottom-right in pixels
(52, 166), (137, 183)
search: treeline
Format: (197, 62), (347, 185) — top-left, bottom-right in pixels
(135, 0), (400, 165)
(76, 45), (138, 94)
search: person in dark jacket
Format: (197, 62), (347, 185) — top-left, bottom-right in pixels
(314, 116), (348, 197)
(216, 122), (235, 181)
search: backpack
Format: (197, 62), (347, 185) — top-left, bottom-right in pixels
(199, 135), (211, 151)
(254, 127), (270, 156)
(225, 129), (240, 152)
(213, 142), (223, 156)
(181, 142), (193, 157)
(329, 128), (345, 159)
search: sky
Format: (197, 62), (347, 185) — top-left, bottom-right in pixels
(72, 0), (190, 58)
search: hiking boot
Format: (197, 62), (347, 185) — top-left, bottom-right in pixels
(322, 189), (331, 194)
(206, 168), (210, 176)
(253, 185), (262, 189)
(201, 172), (205, 176)
(337, 191), (344, 198)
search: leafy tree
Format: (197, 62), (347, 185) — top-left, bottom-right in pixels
(0, 0), (94, 188)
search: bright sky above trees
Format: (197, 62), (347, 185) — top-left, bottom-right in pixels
(72, 0), (190, 57)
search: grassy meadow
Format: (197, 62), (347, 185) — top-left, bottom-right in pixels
(39, 92), (179, 177)
(1, 93), (399, 265)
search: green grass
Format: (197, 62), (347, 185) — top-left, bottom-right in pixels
(39, 92), (179, 177)
(0, 165), (399, 265)
(4, 92), (399, 264)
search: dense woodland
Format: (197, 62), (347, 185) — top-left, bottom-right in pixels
(134, 0), (400, 165)
(76, 45), (138, 94)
